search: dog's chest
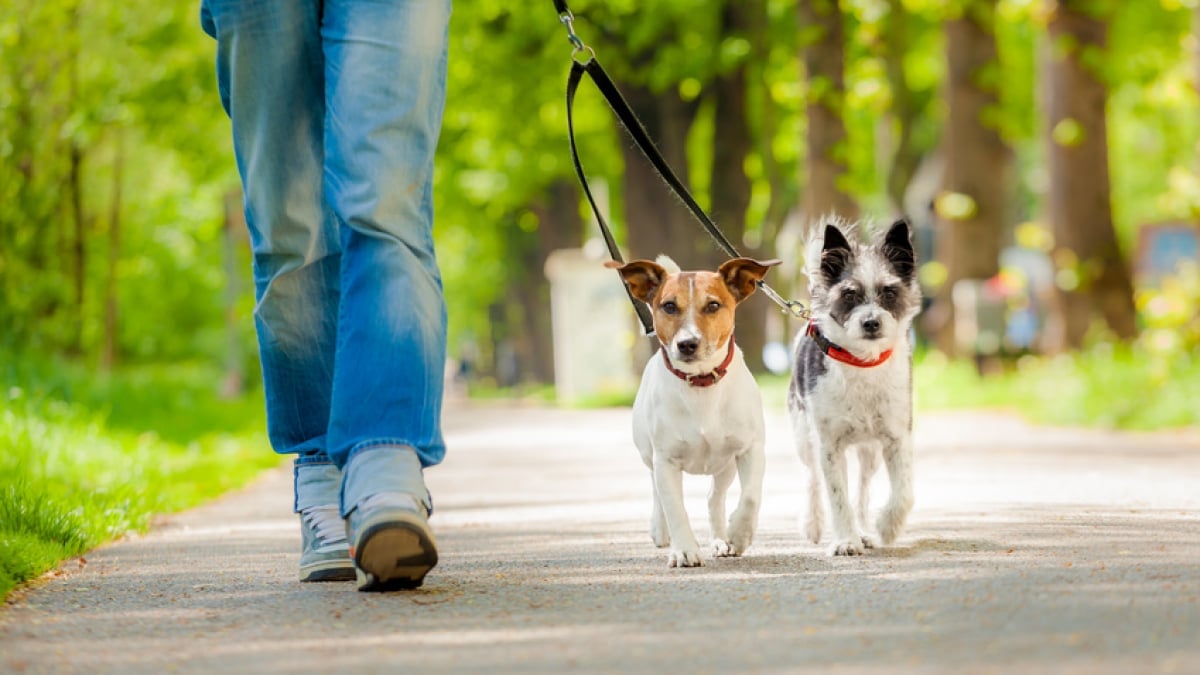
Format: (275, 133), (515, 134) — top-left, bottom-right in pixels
(809, 360), (910, 438)
(638, 371), (761, 475)
(658, 422), (746, 473)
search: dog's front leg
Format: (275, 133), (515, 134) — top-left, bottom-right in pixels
(876, 432), (914, 545)
(649, 475), (670, 547)
(818, 437), (862, 556)
(708, 462), (735, 556)
(856, 444), (880, 549)
(724, 445), (764, 556)
(652, 457), (703, 567)
(795, 425), (824, 544)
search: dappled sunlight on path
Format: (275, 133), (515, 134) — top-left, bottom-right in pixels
(2, 405), (1197, 673)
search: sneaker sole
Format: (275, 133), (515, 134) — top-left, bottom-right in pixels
(299, 559), (356, 583)
(353, 511), (438, 591)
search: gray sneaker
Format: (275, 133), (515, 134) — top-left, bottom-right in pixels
(298, 505), (355, 582)
(346, 493), (438, 591)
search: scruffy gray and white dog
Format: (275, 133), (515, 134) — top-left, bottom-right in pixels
(787, 218), (922, 556)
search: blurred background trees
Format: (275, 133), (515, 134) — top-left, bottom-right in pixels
(3, 0), (1199, 391)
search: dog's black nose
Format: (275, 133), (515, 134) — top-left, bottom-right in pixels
(676, 338), (699, 357)
(862, 318), (881, 336)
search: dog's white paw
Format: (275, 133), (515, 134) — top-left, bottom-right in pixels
(711, 539), (737, 557)
(804, 515), (823, 544)
(651, 527), (670, 548)
(876, 508), (906, 545)
(668, 547), (704, 568)
(828, 539), (863, 556)
(725, 525), (753, 555)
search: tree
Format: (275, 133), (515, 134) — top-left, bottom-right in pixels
(929, 0), (1011, 353)
(709, 0), (770, 371)
(514, 179), (585, 385)
(880, 0), (935, 214)
(617, 80), (704, 266)
(798, 0), (858, 221)
(1043, 0), (1137, 348)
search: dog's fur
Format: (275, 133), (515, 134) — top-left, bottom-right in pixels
(787, 218), (921, 556)
(608, 255), (780, 567)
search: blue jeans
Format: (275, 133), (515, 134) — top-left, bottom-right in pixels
(200, 0), (450, 514)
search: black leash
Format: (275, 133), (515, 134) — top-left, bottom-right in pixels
(556, 0), (809, 337)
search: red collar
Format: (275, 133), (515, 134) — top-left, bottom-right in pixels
(661, 338), (736, 388)
(806, 321), (893, 368)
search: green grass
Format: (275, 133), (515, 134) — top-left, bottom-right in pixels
(759, 343), (1200, 430)
(0, 352), (280, 600)
(913, 344), (1200, 429)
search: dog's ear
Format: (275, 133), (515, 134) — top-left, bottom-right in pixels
(718, 258), (782, 303)
(604, 259), (667, 304)
(820, 224), (854, 284)
(882, 218), (915, 282)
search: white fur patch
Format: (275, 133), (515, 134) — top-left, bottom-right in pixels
(655, 255), (682, 275)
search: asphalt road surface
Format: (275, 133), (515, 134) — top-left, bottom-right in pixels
(2, 404), (1198, 674)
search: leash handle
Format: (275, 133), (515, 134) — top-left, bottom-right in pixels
(567, 60), (656, 335)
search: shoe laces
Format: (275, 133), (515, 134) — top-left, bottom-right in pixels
(301, 505), (347, 545)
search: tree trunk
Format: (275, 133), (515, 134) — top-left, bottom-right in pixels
(1044, 2), (1137, 348)
(798, 0), (858, 222)
(930, 1), (1010, 354)
(618, 80), (703, 267)
(67, 1), (85, 353)
(748, 0), (805, 350)
(101, 128), (123, 370)
(521, 179), (585, 385)
(710, 0), (769, 373)
(882, 0), (923, 214)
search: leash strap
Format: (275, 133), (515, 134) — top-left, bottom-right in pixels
(566, 59), (655, 335)
(559, 1), (809, 333)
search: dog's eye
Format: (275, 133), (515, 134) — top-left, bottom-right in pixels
(661, 301), (678, 315)
(704, 301), (721, 313)
(880, 286), (899, 301)
(841, 288), (860, 303)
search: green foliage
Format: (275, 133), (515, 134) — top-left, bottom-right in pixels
(915, 344), (1200, 430)
(0, 350), (279, 599)
(0, 0), (238, 361)
(2, 0), (1198, 396)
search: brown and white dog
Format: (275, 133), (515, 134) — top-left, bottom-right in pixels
(607, 255), (780, 567)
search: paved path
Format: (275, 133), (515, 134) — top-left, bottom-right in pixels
(2, 405), (1199, 674)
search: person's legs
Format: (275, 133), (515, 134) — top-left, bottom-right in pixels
(320, 0), (451, 590)
(201, 0), (352, 581)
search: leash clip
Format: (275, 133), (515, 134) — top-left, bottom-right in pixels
(756, 281), (810, 320)
(782, 300), (811, 320)
(558, 11), (585, 52)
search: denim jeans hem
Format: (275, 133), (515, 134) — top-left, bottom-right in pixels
(345, 438), (425, 463)
(293, 462), (343, 513)
(294, 454), (335, 467)
(339, 443), (430, 517)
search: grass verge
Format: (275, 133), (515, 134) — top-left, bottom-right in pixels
(1, 352), (280, 601)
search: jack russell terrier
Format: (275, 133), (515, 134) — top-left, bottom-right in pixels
(607, 255), (780, 567)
